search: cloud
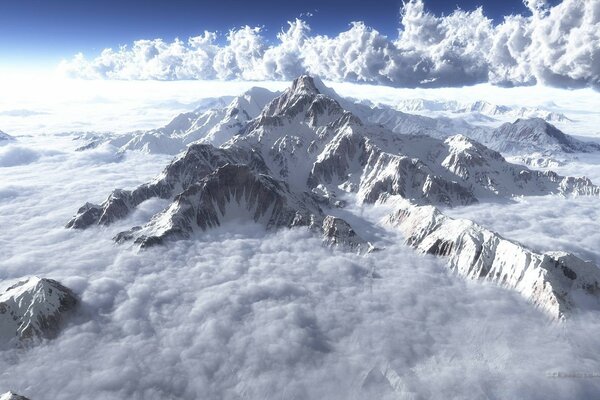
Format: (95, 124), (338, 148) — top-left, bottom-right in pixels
(1, 126), (600, 398)
(0, 109), (49, 117)
(0, 145), (40, 167)
(59, 0), (600, 89)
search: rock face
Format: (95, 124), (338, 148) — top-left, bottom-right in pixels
(0, 277), (77, 346)
(0, 392), (30, 400)
(387, 204), (600, 319)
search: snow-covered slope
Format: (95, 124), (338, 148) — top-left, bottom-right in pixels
(0, 277), (77, 346)
(95, 87), (279, 155)
(387, 203), (600, 319)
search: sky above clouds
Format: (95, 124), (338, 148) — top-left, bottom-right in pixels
(1, 0), (542, 62)
(4, 0), (595, 90)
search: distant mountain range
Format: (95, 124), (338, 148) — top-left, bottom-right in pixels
(394, 98), (572, 123)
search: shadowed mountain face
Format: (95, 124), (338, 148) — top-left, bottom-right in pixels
(67, 75), (600, 319)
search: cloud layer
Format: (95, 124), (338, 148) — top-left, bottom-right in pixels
(60, 0), (600, 89)
(1, 122), (600, 399)
(0, 78), (598, 399)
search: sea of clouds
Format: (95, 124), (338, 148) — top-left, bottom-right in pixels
(1, 134), (600, 399)
(59, 0), (600, 90)
(1, 77), (600, 398)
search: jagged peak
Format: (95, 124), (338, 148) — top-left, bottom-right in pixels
(444, 134), (486, 152)
(289, 74), (321, 96)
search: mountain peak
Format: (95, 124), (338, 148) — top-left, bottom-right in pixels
(289, 75), (321, 95)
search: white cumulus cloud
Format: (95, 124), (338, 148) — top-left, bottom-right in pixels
(59, 0), (600, 89)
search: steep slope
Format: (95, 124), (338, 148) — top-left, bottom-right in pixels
(67, 144), (264, 229)
(387, 204), (600, 320)
(67, 142), (371, 252)
(0, 277), (77, 346)
(69, 75), (600, 225)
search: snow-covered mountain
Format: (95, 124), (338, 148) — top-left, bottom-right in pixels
(395, 98), (571, 123)
(0, 130), (14, 144)
(475, 118), (600, 154)
(67, 75), (600, 318)
(387, 203), (600, 320)
(75, 87), (279, 155)
(0, 277), (77, 347)
(73, 78), (596, 170)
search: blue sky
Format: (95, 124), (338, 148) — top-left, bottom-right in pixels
(0, 0), (549, 68)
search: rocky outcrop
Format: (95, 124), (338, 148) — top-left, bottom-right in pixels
(308, 128), (599, 206)
(320, 216), (373, 253)
(0, 277), (77, 346)
(387, 204), (600, 320)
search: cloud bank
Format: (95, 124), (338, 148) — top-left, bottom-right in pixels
(1, 131), (600, 399)
(0, 77), (598, 399)
(60, 0), (600, 89)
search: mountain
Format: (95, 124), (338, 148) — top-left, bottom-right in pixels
(113, 163), (372, 253)
(67, 75), (600, 318)
(0, 277), (77, 347)
(478, 118), (600, 154)
(78, 87), (279, 155)
(0, 392), (30, 400)
(395, 98), (571, 123)
(387, 203), (600, 320)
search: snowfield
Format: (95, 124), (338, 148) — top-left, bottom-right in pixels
(0, 77), (599, 399)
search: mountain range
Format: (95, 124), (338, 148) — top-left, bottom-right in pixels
(394, 98), (571, 122)
(67, 75), (600, 321)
